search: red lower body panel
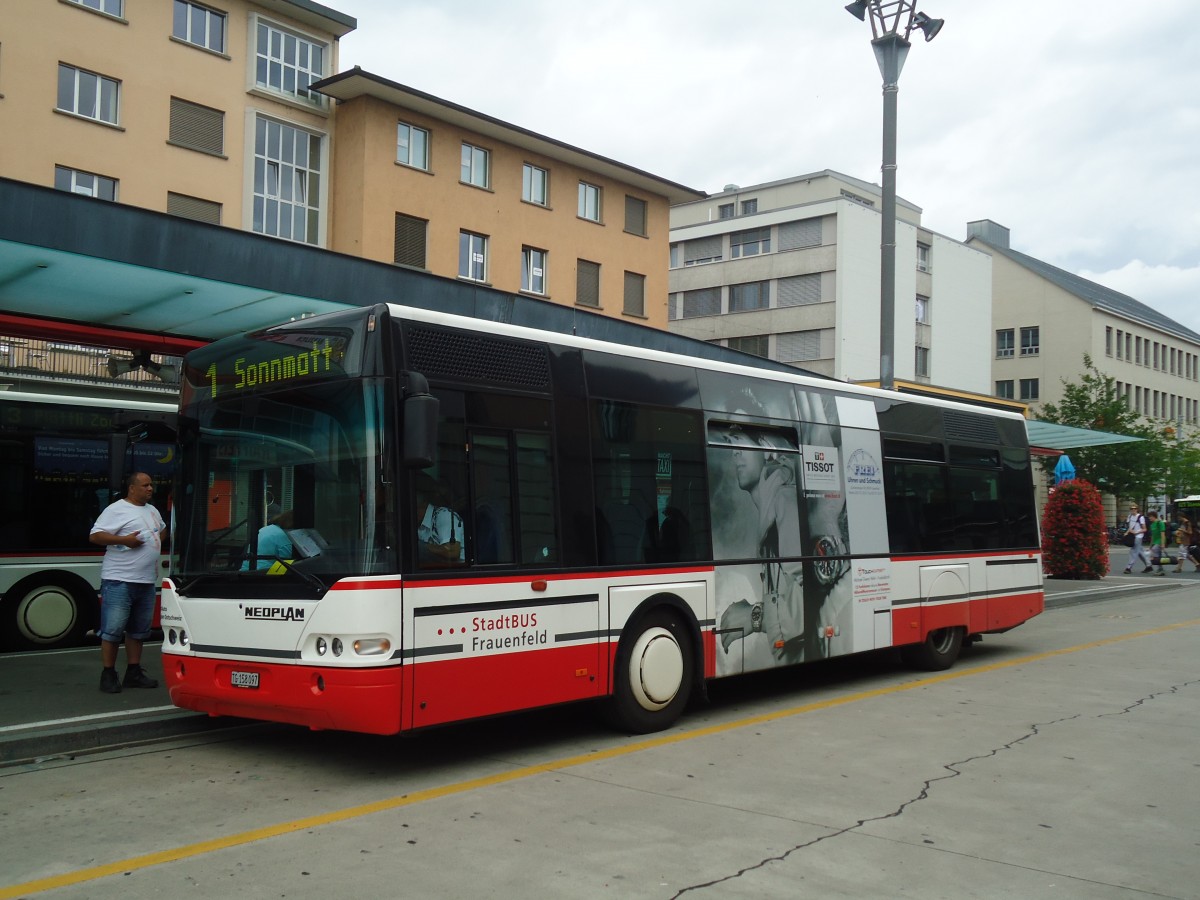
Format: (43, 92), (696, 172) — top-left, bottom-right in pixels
(164, 655), (405, 736)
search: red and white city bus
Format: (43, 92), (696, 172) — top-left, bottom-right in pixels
(0, 389), (175, 650)
(162, 303), (1043, 734)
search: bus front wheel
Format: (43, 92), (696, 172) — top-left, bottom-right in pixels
(606, 609), (694, 734)
(900, 626), (964, 671)
(2, 574), (95, 651)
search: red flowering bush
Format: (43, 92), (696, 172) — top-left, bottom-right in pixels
(1041, 479), (1108, 579)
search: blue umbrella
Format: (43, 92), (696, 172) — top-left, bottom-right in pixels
(1054, 454), (1076, 485)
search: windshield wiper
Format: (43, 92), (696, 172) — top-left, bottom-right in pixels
(265, 556), (327, 594)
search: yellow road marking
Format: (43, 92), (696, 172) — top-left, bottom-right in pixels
(4, 617), (1197, 899)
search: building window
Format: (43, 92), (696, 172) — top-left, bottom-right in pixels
(915, 346), (930, 377)
(1020, 326), (1040, 356)
(1019, 378), (1039, 401)
(394, 213), (427, 268)
(397, 122), (429, 170)
(522, 247), (546, 295)
(252, 116), (322, 245)
(167, 191), (221, 224)
(173, 1), (225, 53)
(1106, 326), (1113, 357)
(68, 0), (123, 16)
(578, 182), (601, 222)
(623, 271), (645, 317)
(683, 235), (722, 266)
(915, 294), (929, 324)
(741, 198), (757, 215)
(995, 380), (1014, 399)
(730, 227), (770, 258)
(777, 330), (823, 363)
(681, 288), (720, 319)
(729, 281), (769, 312)
(169, 97), (223, 155)
(57, 64), (119, 125)
(718, 203), (734, 219)
(729, 335), (769, 358)
(460, 143), (490, 188)
(255, 20), (325, 105)
(778, 273), (821, 307)
(778, 218), (821, 251)
(917, 242), (931, 272)
(996, 329), (1014, 358)
(54, 165), (117, 201)
(576, 259), (600, 308)
(522, 163), (548, 206)
(459, 231), (488, 282)
(624, 195), (647, 236)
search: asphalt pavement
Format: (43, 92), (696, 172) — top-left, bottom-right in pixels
(2, 547), (1193, 767)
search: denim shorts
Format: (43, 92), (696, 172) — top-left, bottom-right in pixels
(98, 580), (156, 643)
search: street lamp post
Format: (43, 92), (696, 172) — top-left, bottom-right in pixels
(845, 1), (943, 391)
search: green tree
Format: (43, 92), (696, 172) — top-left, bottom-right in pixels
(1038, 354), (1158, 502)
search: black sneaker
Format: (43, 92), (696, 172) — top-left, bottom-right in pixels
(100, 668), (122, 694)
(1142, 566), (1154, 574)
(123, 665), (159, 689)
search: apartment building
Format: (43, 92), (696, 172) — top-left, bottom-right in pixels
(0, 0), (356, 242)
(313, 69), (703, 329)
(668, 171), (991, 388)
(967, 220), (1200, 425)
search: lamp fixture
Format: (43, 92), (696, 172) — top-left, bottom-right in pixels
(912, 11), (944, 41)
(844, 0), (868, 20)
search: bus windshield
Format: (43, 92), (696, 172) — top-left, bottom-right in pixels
(173, 377), (396, 593)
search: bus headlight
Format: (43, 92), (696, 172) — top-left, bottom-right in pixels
(331, 638), (343, 657)
(316, 636), (327, 656)
(353, 638), (391, 656)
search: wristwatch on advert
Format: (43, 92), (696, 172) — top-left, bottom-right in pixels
(812, 535), (849, 587)
(750, 602), (764, 633)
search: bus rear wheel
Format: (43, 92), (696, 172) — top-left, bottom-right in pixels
(606, 609), (694, 734)
(3, 574), (95, 651)
(900, 626), (964, 671)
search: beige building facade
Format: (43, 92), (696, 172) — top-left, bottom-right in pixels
(314, 70), (702, 329)
(0, 0), (355, 242)
(668, 171), (993, 388)
(967, 220), (1200, 428)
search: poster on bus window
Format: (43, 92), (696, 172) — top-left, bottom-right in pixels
(704, 381), (859, 676)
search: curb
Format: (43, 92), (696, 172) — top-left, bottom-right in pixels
(0, 710), (263, 767)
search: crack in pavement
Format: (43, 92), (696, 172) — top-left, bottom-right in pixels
(671, 678), (1197, 898)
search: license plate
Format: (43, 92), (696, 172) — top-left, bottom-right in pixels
(231, 671), (260, 689)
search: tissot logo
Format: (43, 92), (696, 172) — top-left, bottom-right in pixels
(243, 606), (306, 622)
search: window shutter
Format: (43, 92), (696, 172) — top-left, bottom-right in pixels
(682, 288), (720, 318)
(394, 213), (427, 268)
(778, 274), (822, 307)
(167, 192), (221, 225)
(778, 218), (821, 251)
(623, 271), (645, 316)
(683, 235), (721, 263)
(169, 97), (224, 155)
(777, 330), (822, 362)
(624, 195), (647, 236)
(576, 259), (600, 308)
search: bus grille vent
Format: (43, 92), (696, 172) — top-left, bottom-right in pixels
(943, 409), (1000, 443)
(406, 326), (551, 389)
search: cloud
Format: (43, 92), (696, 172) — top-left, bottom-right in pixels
(1079, 261), (1200, 334)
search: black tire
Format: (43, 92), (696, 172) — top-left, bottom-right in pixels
(900, 626), (964, 671)
(606, 608), (695, 734)
(2, 573), (96, 651)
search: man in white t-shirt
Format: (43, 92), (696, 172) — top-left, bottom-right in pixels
(89, 472), (166, 693)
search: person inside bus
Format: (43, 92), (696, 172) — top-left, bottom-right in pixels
(88, 471), (166, 694)
(240, 509), (294, 571)
(416, 475), (465, 564)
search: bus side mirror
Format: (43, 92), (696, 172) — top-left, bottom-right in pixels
(403, 392), (438, 469)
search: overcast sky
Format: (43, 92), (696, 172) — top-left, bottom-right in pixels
(333, 0), (1200, 333)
